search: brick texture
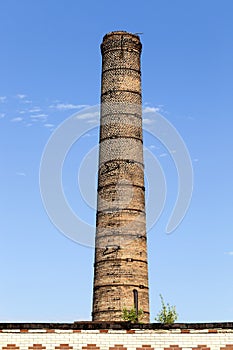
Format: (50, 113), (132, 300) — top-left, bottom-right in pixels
(164, 346), (182, 350)
(92, 30), (150, 322)
(109, 346), (127, 350)
(0, 327), (233, 350)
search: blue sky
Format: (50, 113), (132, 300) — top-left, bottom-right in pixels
(0, 0), (233, 322)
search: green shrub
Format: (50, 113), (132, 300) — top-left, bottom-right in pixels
(122, 307), (144, 323)
(155, 294), (178, 324)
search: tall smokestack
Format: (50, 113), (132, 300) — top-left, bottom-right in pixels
(92, 31), (150, 322)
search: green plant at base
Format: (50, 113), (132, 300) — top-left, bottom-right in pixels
(155, 294), (178, 324)
(122, 307), (144, 323)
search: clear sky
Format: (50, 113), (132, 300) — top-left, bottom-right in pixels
(0, 0), (233, 323)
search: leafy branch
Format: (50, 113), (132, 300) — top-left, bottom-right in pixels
(155, 294), (178, 324)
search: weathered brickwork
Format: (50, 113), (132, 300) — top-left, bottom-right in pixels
(0, 326), (233, 350)
(92, 31), (149, 321)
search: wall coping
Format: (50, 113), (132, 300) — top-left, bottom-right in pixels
(0, 322), (233, 330)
